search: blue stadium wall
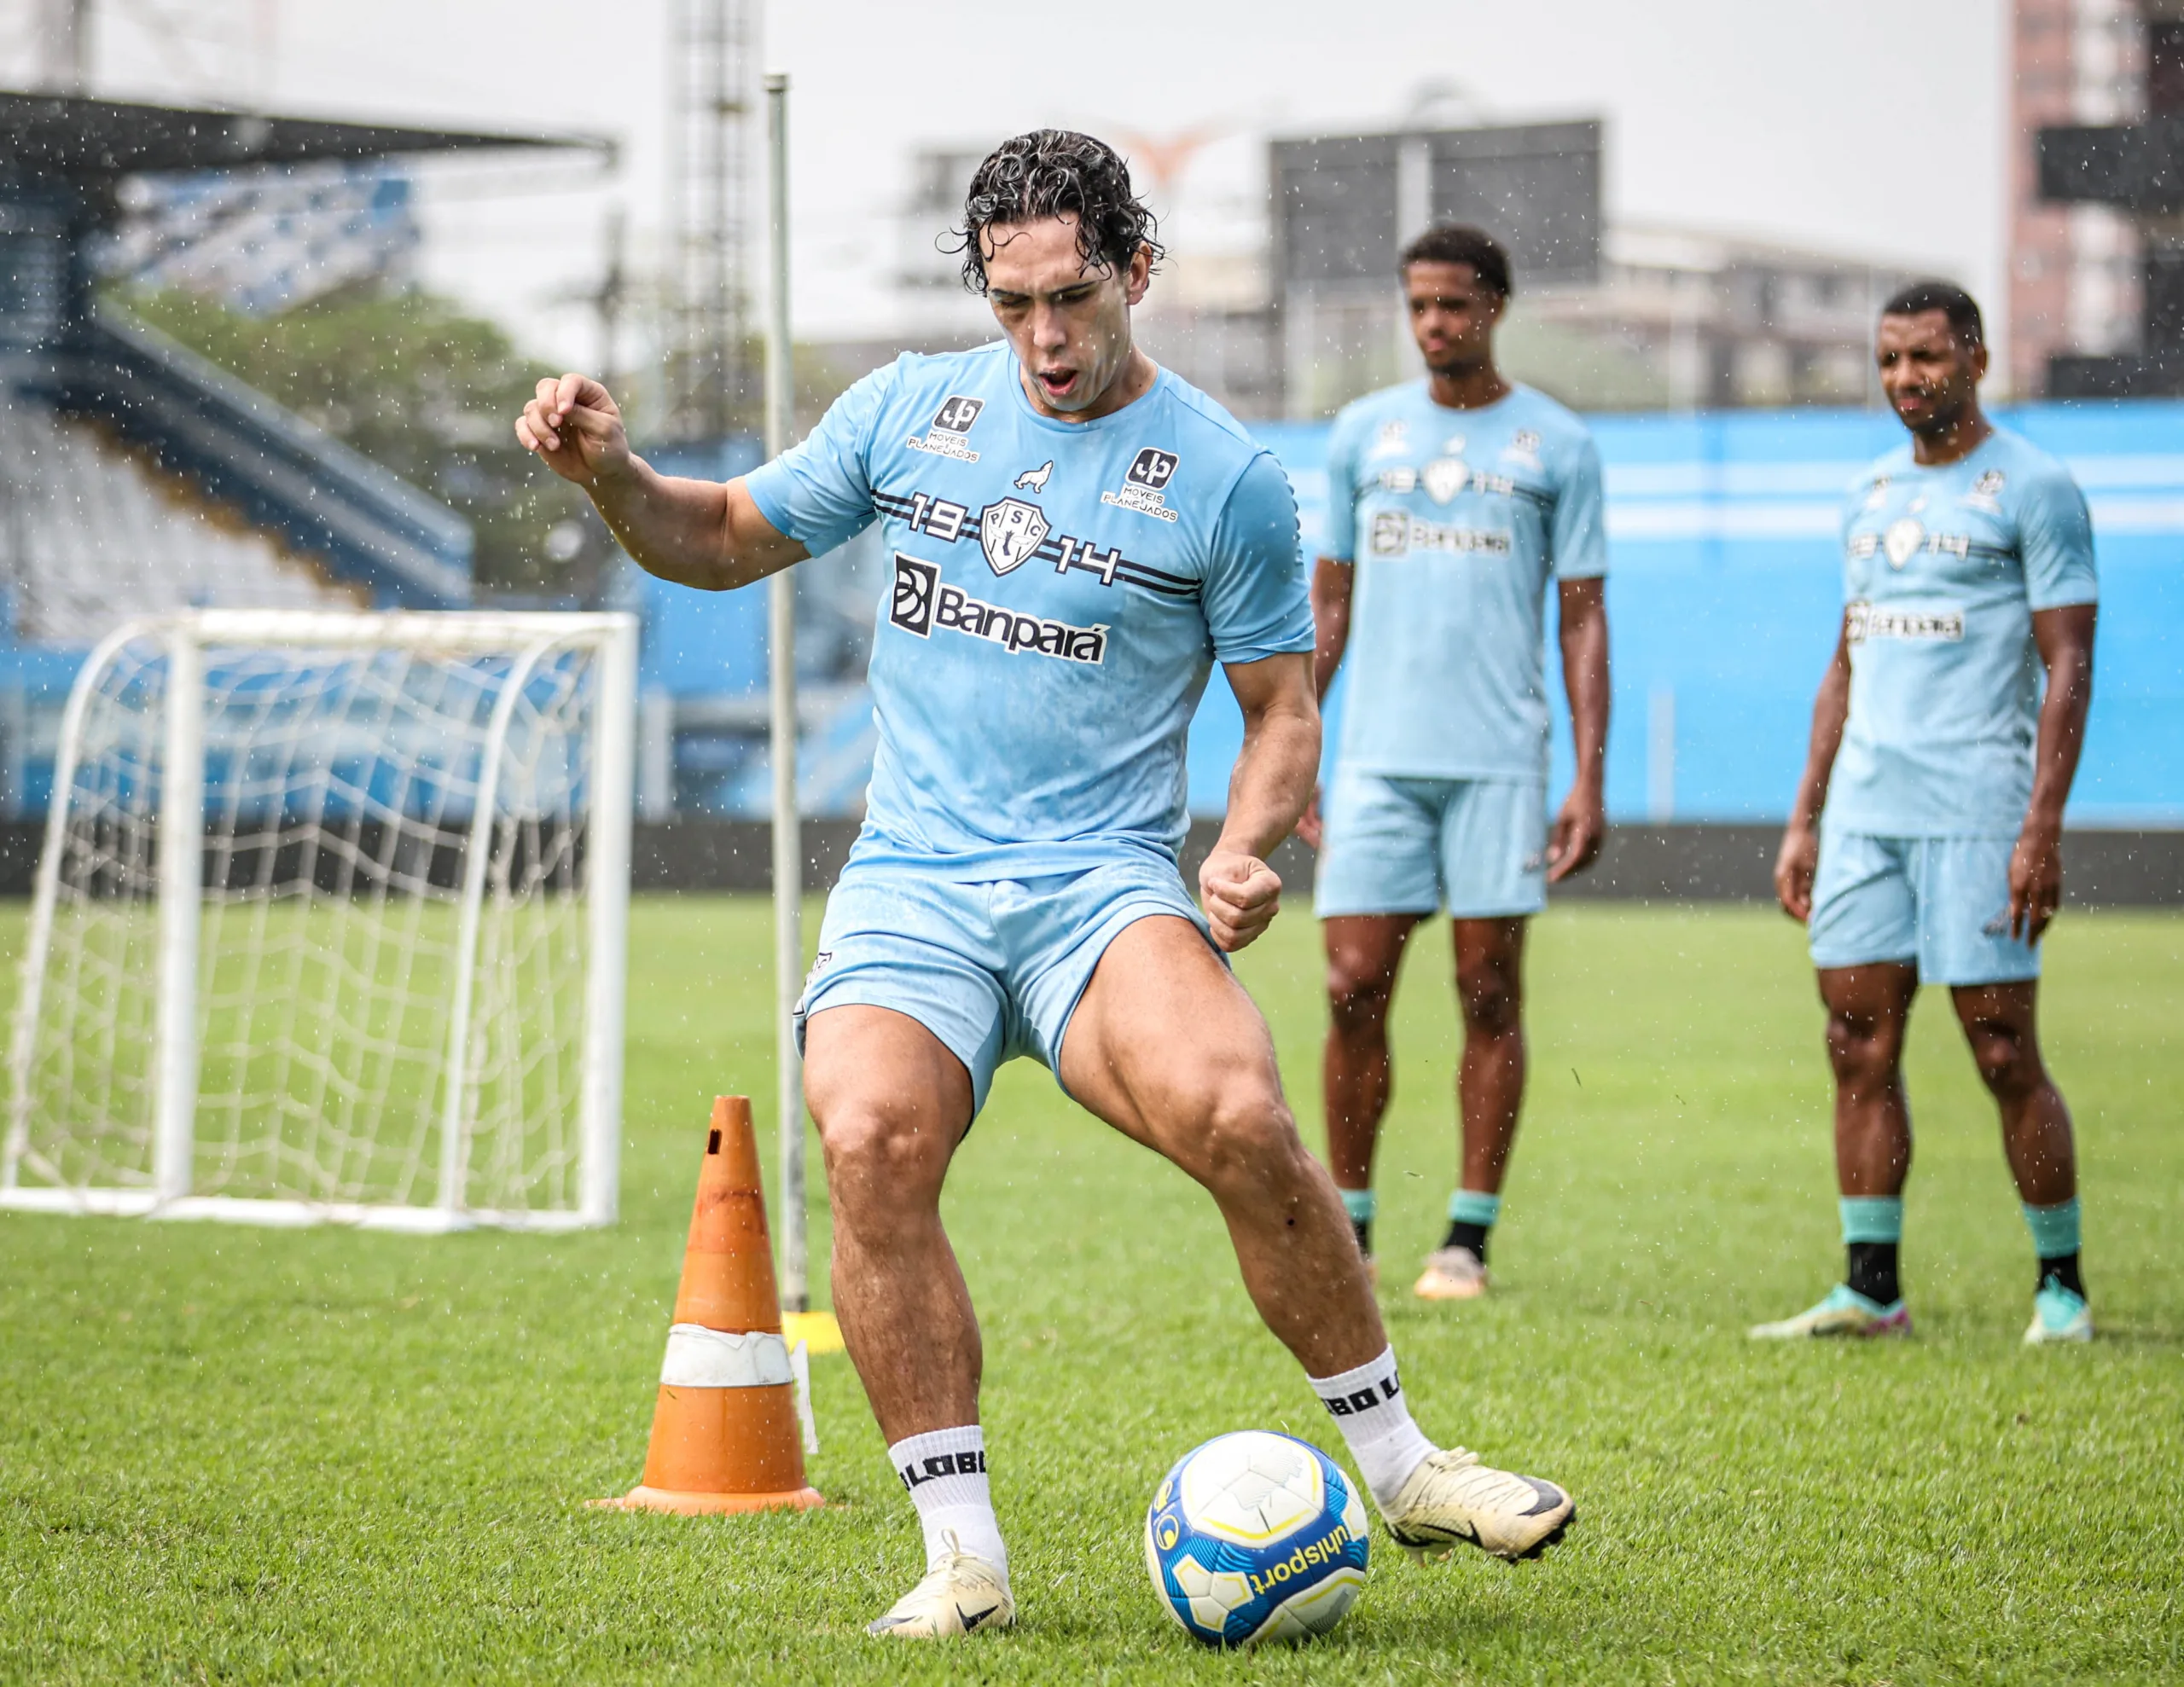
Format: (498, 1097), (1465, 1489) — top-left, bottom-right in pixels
(1184, 401), (2184, 826)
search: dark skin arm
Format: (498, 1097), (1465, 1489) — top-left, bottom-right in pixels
(1774, 624), (1852, 922)
(2012, 602), (2097, 941)
(1549, 575), (1609, 882)
(1775, 604), (2095, 936)
(1298, 562), (1608, 878)
(1295, 557), (1354, 848)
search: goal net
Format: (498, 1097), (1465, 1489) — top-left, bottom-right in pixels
(2, 611), (636, 1230)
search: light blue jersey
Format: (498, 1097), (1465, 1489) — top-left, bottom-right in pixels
(1826, 428), (2097, 838)
(1322, 381), (1606, 782)
(746, 344), (1313, 878)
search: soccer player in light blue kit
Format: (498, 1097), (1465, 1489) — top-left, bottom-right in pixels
(1303, 225), (1609, 1301)
(519, 133), (1573, 1638)
(1755, 281), (2099, 1346)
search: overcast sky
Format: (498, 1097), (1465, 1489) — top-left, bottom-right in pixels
(73, 0), (2009, 373)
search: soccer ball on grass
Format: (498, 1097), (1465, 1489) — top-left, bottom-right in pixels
(1142, 1430), (1369, 1646)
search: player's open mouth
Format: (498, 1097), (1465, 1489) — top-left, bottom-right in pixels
(1037, 369), (1078, 397)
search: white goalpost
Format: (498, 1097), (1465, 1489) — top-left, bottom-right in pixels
(1, 609), (636, 1231)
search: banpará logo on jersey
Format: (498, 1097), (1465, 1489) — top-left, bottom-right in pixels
(979, 497), (1050, 576)
(1101, 447), (1182, 523)
(906, 394), (985, 462)
(887, 553), (1107, 664)
(1845, 600), (1964, 644)
(1368, 510), (1512, 559)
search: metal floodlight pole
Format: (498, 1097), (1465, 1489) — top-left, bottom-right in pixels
(763, 70), (807, 1313)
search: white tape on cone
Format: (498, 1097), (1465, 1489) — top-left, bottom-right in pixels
(659, 1324), (794, 1388)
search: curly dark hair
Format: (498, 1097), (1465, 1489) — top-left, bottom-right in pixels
(949, 130), (1165, 295)
(1881, 278), (1984, 347)
(1400, 223), (1513, 299)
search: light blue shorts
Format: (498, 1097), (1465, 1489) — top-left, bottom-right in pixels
(793, 855), (1214, 1117)
(1314, 771), (1548, 920)
(1808, 829), (2040, 985)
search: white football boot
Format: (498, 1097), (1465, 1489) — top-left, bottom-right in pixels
(1380, 1446), (1575, 1562)
(865, 1534), (1015, 1638)
(2024, 1281), (2094, 1345)
(1414, 1245), (1490, 1301)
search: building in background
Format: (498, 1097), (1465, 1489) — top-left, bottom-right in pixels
(1268, 120), (1602, 415)
(2012, 0), (2145, 397)
(868, 124), (1909, 422)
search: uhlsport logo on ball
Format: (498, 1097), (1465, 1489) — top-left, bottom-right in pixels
(1142, 1431), (1369, 1646)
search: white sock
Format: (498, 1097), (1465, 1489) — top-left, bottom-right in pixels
(1310, 1346), (1437, 1510)
(888, 1425), (1008, 1577)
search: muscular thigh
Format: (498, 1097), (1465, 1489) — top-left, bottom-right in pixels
(804, 1004), (976, 1194)
(1057, 915), (1287, 1156)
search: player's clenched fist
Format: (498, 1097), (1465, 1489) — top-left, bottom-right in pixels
(1199, 849), (1281, 953)
(515, 373), (630, 488)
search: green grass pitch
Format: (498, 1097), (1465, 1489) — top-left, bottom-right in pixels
(3, 897), (2180, 1683)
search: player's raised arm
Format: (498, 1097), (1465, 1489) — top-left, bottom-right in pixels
(515, 372), (807, 591)
(1201, 652), (1319, 952)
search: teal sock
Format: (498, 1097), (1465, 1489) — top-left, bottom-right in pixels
(2023, 1197), (2081, 1261)
(1443, 1188), (1500, 1260)
(1838, 1197), (1903, 1245)
(1339, 1188), (1375, 1257)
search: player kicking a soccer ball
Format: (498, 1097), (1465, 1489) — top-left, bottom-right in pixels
(1756, 281), (2098, 1348)
(519, 131), (1573, 1638)
(1300, 225), (1608, 1300)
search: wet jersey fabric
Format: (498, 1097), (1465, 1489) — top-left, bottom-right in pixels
(746, 343), (1312, 879)
(1825, 428), (2097, 838)
(1321, 380), (1606, 782)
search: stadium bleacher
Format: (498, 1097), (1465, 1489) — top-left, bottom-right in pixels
(0, 396), (357, 644)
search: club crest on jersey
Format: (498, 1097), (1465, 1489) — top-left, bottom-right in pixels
(906, 394), (985, 462)
(1883, 516), (1924, 568)
(979, 497), (1050, 575)
(1423, 457), (1469, 503)
(1101, 446), (1182, 523)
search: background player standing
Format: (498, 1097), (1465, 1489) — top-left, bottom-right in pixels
(1757, 281), (2099, 1346)
(1303, 225), (1609, 1299)
(519, 133), (1574, 1638)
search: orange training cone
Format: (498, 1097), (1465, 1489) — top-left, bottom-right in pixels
(595, 1097), (823, 1515)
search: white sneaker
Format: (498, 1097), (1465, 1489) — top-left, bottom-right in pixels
(1414, 1245), (1489, 1301)
(2024, 1282), (2094, 1345)
(865, 1535), (1015, 1638)
(1380, 1446), (1575, 1562)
